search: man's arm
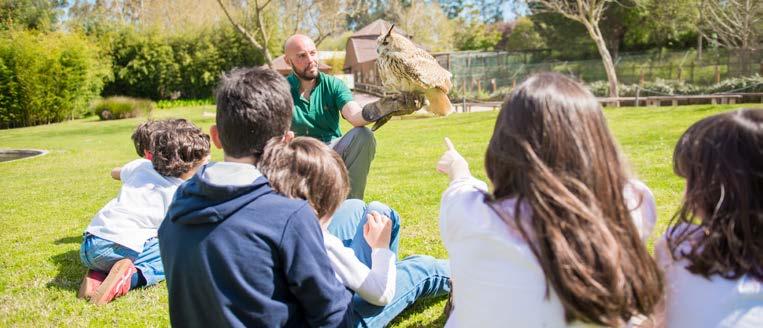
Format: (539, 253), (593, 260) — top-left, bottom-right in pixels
(341, 101), (370, 127)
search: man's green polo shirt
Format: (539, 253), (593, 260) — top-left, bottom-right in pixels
(288, 72), (353, 143)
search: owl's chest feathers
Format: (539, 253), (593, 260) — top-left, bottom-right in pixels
(378, 55), (421, 92)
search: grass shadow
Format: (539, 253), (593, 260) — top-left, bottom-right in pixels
(388, 294), (448, 327)
(54, 236), (81, 245)
(46, 237), (85, 293)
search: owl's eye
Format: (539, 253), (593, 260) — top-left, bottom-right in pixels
(382, 41), (388, 46)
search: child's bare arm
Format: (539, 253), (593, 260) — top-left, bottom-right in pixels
(111, 167), (122, 180)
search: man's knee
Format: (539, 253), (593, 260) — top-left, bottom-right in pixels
(346, 126), (376, 148)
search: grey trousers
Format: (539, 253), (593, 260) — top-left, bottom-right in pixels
(329, 127), (376, 200)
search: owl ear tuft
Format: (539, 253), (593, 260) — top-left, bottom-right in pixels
(385, 24), (395, 38)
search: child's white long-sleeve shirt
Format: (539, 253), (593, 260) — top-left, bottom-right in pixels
(323, 231), (397, 306)
(440, 176), (657, 328)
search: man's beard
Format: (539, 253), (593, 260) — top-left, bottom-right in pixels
(292, 63), (318, 81)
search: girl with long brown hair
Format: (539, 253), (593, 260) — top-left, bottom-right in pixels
(655, 109), (763, 327)
(437, 72), (663, 327)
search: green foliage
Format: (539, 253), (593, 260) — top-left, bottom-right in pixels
(0, 30), (110, 128)
(323, 56), (346, 75)
(453, 21), (502, 51)
(102, 24), (265, 100)
(156, 98), (214, 109)
(586, 75), (763, 97)
(399, 1), (455, 52)
(500, 17), (545, 51)
(92, 96), (154, 120)
(0, 0), (65, 31)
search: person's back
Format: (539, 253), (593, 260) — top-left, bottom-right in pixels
(79, 119), (210, 305)
(159, 67), (352, 327)
(656, 109), (763, 328)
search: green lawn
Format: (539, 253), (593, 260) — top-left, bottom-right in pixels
(1, 103), (760, 327)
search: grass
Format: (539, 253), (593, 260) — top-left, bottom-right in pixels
(1, 103), (761, 327)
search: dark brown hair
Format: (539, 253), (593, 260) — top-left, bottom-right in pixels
(668, 108), (763, 281)
(485, 72), (662, 326)
(131, 120), (160, 157)
(258, 136), (349, 218)
(214, 67), (293, 159)
(151, 119), (211, 178)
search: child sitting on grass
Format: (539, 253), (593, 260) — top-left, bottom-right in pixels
(258, 136), (451, 328)
(78, 118), (210, 305)
(654, 108), (763, 327)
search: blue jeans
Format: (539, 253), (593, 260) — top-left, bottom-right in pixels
(79, 233), (164, 287)
(328, 200), (452, 328)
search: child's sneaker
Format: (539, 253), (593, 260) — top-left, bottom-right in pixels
(77, 270), (107, 300)
(90, 258), (137, 305)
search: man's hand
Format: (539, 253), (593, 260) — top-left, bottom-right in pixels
(361, 92), (425, 131)
(363, 211), (392, 249)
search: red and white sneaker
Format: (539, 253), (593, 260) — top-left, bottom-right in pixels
(90, 259), (137, 305)
(77, 270), (107, 300)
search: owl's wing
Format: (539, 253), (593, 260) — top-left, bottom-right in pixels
(389, 50), (452, 93)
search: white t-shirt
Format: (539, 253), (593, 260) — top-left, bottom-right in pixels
(655, 225), (763, 328)
(86, 159), (184, 252)
(323, 231), (397, 306)
(440, 176), (656, 328)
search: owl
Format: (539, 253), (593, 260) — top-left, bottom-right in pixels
(376, 25), (453, 116)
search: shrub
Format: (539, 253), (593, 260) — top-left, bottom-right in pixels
(156, 98), (214, 109)
(92, 97), (154, 120)
(102, 25), (265, 100)
(0, 30), (110, 128)
(585, 75), (763, 97)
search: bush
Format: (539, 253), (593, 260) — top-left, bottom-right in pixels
(585, 75), (763, 97)
(0, 30), (110, 128)
(156, 98), (214, 109)
(92, 97), (154, 120)
(102, 25), (265, 100)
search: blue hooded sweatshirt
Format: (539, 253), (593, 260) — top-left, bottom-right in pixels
(159, 162), (352, 327)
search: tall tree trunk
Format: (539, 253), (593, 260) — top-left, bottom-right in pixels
(584, 22), (618, 97)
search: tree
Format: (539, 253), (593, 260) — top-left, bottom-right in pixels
(496, 16), (545, 51)
(216, 0), (276, 66)
(701, 0), (761, 74)
(398, 0), (454, 52)
(528, 0), (620, 97)
(453, 6), (502, 51)
(0, 0), (66, 31)
(283, 0), (356, 47)
(701, 0), (760, 51)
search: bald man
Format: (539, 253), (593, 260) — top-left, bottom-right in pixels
(283, 34), (419, 200)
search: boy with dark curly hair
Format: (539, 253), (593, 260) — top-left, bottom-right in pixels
(78, 118), (210, 305)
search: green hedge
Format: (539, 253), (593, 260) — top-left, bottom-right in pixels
(92, 96), (154, 120)
(0, 30), (110, 128)
(102, 25), (265, 100)
(586, 75), (763, 97)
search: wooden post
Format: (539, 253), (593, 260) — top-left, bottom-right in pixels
(634, 86), (640, 107)
(477, 80), (482, 95)
(715, 64), (721, 84)
(677, 67), (682, 81)
(462, 97), (467, 113)
(512, 79), (516, 90)
(639, 69), (645, 87)
(491, 79), (496, 94)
